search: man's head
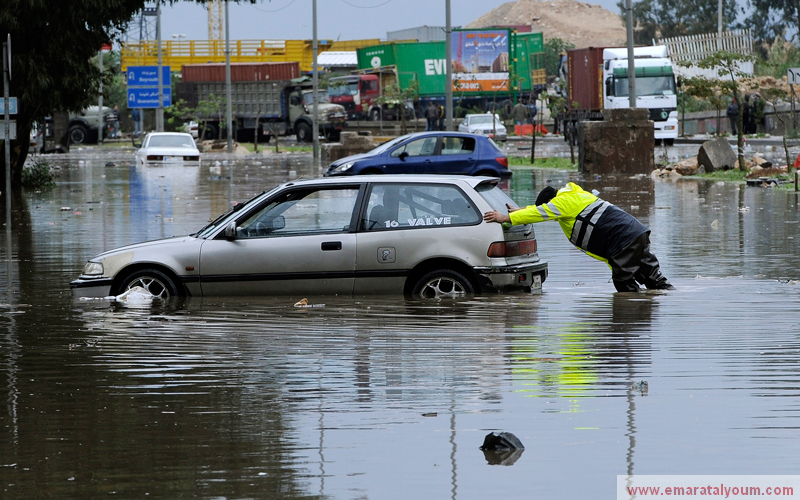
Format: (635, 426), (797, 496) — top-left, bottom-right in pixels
(535, 186), (557, 206)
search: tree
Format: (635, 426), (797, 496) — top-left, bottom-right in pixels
(0, 0), (253, 191)
(760, 87), (793, 173)
(617, 0), (738, 45)
(681, 76), (727, 135)
(745, 0), (800, 45)
(543, 38), (574, 82)
(374, 80), (419, 136)
(682, 51), (759, 170)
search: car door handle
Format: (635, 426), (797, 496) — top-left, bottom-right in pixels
(321, 241), (342, 251)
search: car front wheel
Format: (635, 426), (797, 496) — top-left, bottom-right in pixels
(411, 269), (474, 299)
(118, 269), (179, 298)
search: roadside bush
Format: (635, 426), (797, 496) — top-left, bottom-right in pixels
(21, 157), (56, 189)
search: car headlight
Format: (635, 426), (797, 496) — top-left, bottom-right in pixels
(83, 261), (104, 276)
(333, 161), (355, 173)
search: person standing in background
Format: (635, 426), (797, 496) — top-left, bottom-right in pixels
(131, 108), (141, 138)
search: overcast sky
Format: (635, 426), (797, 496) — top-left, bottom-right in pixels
(142, 0), (622, 43)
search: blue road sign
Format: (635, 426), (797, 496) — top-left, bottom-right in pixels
(126, 66), (171, 87)
(127, 88), (172, 108)
(0, 97), (18, 115)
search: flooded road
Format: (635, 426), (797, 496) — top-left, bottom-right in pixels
(2, 147), (800, 499)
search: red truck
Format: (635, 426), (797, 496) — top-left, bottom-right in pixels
(327, 72), (411, 121)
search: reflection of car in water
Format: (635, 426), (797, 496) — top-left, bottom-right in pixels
(71, 175), (547, 299)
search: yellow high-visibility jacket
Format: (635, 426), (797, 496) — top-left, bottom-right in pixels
(508, 182), (648, 262)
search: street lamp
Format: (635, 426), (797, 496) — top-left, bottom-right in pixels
(172, 34), (186, 41)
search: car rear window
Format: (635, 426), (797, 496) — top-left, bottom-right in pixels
(487, 138), (504, 154)
(476, 182), (517, 213)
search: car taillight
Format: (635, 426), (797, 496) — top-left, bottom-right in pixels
(184, 156), (200, 161)
(487, 239), (537, 257)
(146, 155), (163, 161)
(495, 157), (508, 168)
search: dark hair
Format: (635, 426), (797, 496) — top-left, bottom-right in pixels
(535, 186), (557, 206)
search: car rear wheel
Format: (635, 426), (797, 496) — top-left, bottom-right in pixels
(412, 269), (474, 299)
(118, 269), (179, 299)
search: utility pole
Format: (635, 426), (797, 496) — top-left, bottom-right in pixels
(3, 38), (10, 219)
(98, 49), (104, 145)
(445, 0), (453, 131)
(225, 0), (233, 153)
(156, 3), (164, 131)
(718, 0), (722, 33)
(626, 0), (636, 108)
(312, 0), (319, 164)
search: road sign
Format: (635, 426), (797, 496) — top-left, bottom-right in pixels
(788, 68), (800, 85)
(126, 66), (171, 87)
(127, 88), (172, 108)
(0, 97), (17, 115)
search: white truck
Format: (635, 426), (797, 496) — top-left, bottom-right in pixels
(559, 45), (679, 145)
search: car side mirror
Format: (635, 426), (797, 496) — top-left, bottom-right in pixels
(224, 221), (237, 240)
(398, 151), (409, 161)
(271, 215), (285, 231)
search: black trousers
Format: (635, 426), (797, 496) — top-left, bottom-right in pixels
(608, 232), (673, 292)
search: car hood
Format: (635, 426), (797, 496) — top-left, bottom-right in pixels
(328, 151), (374, 168)
(316, 103), (346, 113)
(468, 124), (506, 133)
(93, 235), (197, 260)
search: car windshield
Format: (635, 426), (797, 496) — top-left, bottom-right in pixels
(328, 82), (358, 97)
(614, 75), (676, 97)
(469, 115), (501, 125)
(193, 190), (270, 238)
(147, 135), (196, 148)
(303, 92), (331, 105)
(369, 135), (412, 155)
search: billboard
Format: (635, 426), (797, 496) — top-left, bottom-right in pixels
(451, 29), (510, 93)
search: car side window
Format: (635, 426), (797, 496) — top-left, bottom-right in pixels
(440, 136), (475, 156)
(362, 184), (480, 231)
(389, 137), (438, 158)
(237, 187), (359, 238)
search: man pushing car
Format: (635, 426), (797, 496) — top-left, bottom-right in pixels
(483, 182), (674, 292)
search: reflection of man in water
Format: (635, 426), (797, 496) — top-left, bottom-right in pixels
(483, 183), (674, 292)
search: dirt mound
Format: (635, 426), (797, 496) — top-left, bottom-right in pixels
(466, 0), (626, 48)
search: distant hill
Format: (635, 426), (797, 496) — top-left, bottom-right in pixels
(466, 0), (627, 48)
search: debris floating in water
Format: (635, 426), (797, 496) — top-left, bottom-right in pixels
(294, 297), (325, 308)
(711, 220), (720, 229)
(630, 380), (649, 395)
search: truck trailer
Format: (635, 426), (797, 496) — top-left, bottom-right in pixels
(175, 62), (346, 143)
(331, 30), (545, 119)
(559, 45), (679, 144)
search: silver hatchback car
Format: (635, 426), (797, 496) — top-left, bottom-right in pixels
(71, 175), (547, 299)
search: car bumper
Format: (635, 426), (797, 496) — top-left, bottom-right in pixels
(70, 277), (114, 298)
(474, 261), (548, 293)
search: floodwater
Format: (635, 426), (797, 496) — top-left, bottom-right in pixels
(2, 146), (800, 499)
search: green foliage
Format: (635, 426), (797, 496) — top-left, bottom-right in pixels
(508, 156), (576, 170)
(543, 38), (574, 79)
(617, 0), (737, 45)
(694, 169), (747, 180)
(375, 80), (420, 134)
(745, 0), (800, 44)
(754, 36), (800, 79)
(21, 158), (56, 189)
(166, 95), (227, 139)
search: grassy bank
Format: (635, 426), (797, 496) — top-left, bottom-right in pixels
(508, 156), (577, 170)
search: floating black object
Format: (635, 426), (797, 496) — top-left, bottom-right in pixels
(480, 431), (524, 451)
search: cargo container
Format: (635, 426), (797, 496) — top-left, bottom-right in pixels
(558, 45), (679, 144)
(181, 62), (301, 83)
(176, 63), (346, 143)
(339, 30), (545, 119)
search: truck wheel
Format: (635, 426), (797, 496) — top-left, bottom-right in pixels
(370, 108), (381, 121)
(202, 124), (217, 141)
(296, 122), (313, 143)
(665, 138), (674, 146)
(69, 124), (89, 144)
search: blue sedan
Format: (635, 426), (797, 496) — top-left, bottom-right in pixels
(324, 131), (511, 178)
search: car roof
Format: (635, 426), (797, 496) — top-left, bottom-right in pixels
(394, 131), (483, 140)
(145, 132), (194, 137)
(279, 175), (499, 189)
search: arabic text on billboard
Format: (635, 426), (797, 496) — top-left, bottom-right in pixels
(451, 30), (509, 93)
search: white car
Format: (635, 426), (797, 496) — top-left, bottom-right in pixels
(458, 113), (507, 142)
(183, 121), (199, 139)
(135, 132), (201, 167)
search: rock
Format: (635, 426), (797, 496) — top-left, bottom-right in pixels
(697, 138), (737, 172)
(674, 156), (699, 176)
(749, 165), (764, 174)
(579, 108), (654, 175)
(752, 155), (772, 168)
(233, 144), (249, 155)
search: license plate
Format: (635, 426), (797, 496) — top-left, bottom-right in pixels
(166, 156), (182, 163)
(531, 274), (542, 293)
